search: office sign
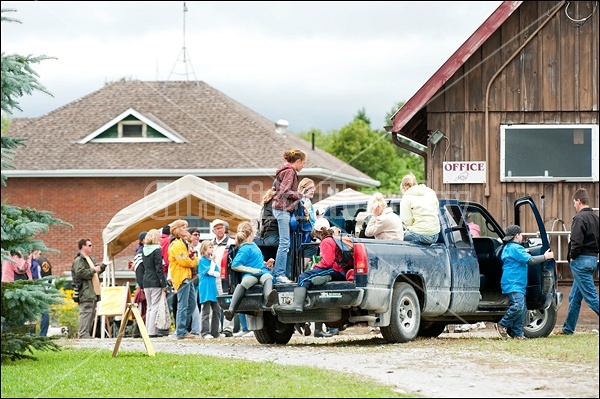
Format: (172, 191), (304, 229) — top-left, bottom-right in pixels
(443, 161), (486, 184)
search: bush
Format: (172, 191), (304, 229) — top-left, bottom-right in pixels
(50, 288), (79, 339)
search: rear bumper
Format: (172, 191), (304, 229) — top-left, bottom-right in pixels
(217, 282), (364, 312)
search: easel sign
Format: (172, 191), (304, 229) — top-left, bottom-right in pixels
(97, 285), (130, 317)
(111, 286), (155, 357)
(94, 284), (130, 339)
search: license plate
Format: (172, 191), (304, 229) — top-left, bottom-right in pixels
(278, 292), (294, 306)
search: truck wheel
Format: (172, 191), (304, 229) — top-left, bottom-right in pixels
(381, 282), (420, 343)
(523, 306), (557, 338)
(254, 311), (295, 345)
(418, 321), (447, 338)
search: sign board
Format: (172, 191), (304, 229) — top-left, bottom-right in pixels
(443, 161), (486, 184)
(97, 285), (130, 316)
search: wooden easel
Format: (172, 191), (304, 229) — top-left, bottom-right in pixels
(111, 287), (155, 357)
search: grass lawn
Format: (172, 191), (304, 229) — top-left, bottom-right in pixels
(0, 348), (413, 398)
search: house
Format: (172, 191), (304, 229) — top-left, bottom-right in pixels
(387, 0), (599, 281)
(3, 80), (378, 277)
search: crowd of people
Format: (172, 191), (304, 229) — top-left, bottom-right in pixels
(7, 148), (593, 341)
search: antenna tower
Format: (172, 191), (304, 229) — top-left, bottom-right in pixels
(165, 2), (199, 87)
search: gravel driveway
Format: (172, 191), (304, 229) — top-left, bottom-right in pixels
(67, 324), (599, 398)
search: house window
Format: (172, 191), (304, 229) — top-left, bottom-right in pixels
(500, 124), (599, 182)
(118, 120), (146, 138)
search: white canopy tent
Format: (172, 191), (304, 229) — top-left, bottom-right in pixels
(314, 188), (372, 213)
(102, 174), (261, 280)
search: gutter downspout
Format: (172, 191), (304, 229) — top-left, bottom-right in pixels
(392, 132), (428, 179)
(484, 1), (566, 197)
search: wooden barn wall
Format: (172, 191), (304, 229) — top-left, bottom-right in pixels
(426, 1), (599, 280)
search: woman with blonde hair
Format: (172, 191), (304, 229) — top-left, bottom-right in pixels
(139, 228), (167, 338)
(365, 192), (404, 241)
(223, 222), (278, 322)
(168, 219), (199, 339)
(198, 240), (222, 339)
(400, 172), (440, 244)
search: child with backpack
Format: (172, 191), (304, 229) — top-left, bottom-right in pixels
(278, 218), (350, 313)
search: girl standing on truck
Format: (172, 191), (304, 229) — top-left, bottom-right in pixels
(272, 149), (306, 283)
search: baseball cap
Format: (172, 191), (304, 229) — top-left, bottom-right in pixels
(314, 218), (330, 231)
(502, 224), (522, 242)
(210, 219), (226, 229)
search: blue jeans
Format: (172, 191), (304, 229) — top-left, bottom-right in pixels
(273, 209), (291, 278)
(499, 292), (527, 337)
(40, 312), (50, 337)
(562, 255), (600, 334)
(404, 231), (439, 245)
(175, 279), (197, 338)
(239, 313), (248, 333)
(254, 234), (279, 247)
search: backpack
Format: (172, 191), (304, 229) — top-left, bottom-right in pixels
(221, 244), (242, 293)
(331, 233), (354, 271)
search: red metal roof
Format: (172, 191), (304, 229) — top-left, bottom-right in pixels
(390, 1), (523, 136)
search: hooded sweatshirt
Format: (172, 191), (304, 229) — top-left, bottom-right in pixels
(400, 184), (440, 236)
(272, 163), (302, 212)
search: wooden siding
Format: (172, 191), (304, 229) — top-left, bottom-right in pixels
(425, 1), (599, 280)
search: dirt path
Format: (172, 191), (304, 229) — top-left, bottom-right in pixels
(67, 324), (599, 398)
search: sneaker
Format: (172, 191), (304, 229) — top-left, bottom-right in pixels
(233, 330), (247, 337)
(276, 275), (292, 284)
(223, 330), (233, 337)
(311, 275), (332, 286)
(554, 329), (571, 335)
(179, 333), (197, 340)
(243, 331), (254, 338)
(513, 335), (526, 340)
(202, 334), (214, 340)
(495, 323), (508, 338)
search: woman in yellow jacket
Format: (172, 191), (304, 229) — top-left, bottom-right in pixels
(168, 219), (199, 339)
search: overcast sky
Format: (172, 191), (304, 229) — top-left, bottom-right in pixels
(1, 1), (502, 133)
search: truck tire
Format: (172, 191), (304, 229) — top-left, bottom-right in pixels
(254, 311), (295, 345)
(418, 321), (447, 338)
(523, 306), (557, 338)
(381, 282), (421, 343)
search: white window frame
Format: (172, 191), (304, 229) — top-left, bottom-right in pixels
(118, 120), (146, 138)
(500, 124), (599, 182)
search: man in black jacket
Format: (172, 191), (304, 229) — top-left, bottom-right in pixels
(558, 188), (599, 335)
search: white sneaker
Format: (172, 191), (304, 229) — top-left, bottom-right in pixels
(233, 330), (246, 337)
(243, 331), (255, 338)
(202, 334), (214, 340)
(276, 275), (292, 284)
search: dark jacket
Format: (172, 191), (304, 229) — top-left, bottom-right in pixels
(568, 207), (600, 260)
(140, 247), (167, 289)
(259, 198), (279, 238)
(72, 253), (107, 303)
(272, 163), (302, 212)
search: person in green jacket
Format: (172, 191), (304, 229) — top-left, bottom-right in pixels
(72, 238), (111, 339)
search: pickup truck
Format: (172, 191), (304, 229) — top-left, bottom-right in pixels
(217, 196), (562, 344)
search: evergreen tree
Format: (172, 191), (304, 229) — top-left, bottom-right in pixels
(1, 8), (71, 362)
